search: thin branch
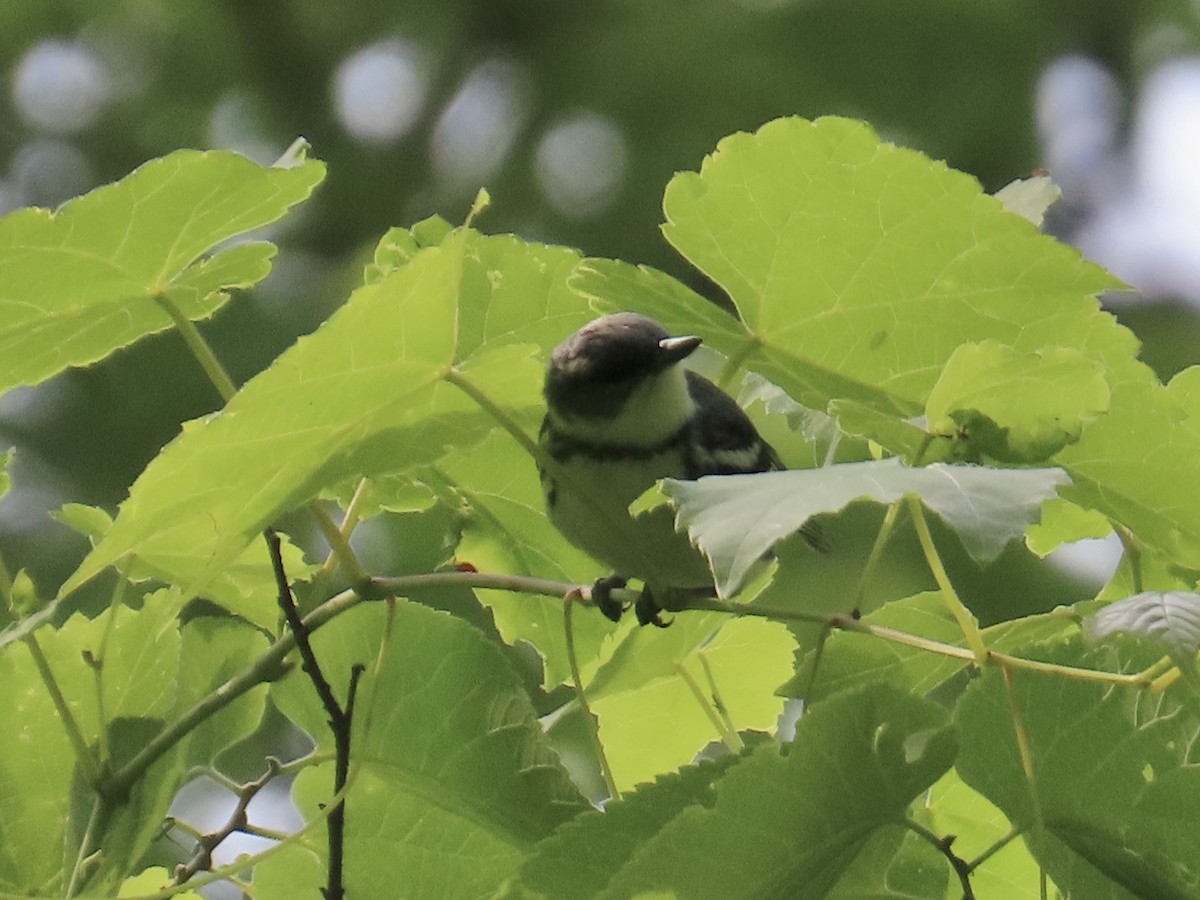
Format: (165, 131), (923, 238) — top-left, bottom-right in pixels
(901, 818), (975, 900)
(265, 527), (357, 900)
(175, 758), (282, 884)
(966, 826), (1023, 873)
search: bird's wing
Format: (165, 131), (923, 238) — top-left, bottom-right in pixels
(684, 371), (829, 553)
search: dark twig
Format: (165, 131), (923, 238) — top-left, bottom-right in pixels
(175, 758), (281, 884)
(265, 527), (359, 900)
(902, 819), (975, 900)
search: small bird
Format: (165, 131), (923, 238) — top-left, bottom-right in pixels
(539, 312), (820, 626)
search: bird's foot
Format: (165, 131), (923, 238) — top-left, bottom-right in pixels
(591, 575), (630, 623)
(635, 589), (671, 628)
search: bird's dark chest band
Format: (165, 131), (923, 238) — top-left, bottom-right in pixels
(540, 418), (691, 467)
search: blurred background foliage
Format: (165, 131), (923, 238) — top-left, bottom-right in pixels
(4, 0), (1200, 616)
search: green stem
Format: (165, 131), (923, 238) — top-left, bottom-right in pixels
(1000, 662), (1043, 830)
(907, 496), (988, 665)
(966, 826), (1023, 873)
(855, 499), (904, 608)
(698, 650), (741, 747)
(320, 478), (373, 578)
(155, 294), (238, 402)
(1112, 522), (1143, 594)
(65, 795), (110, 898)
(564, 595), (620, 800)
(676, 659), (743, 753)
(685, 596), (1151, 688)
(308, 500), (370, 587)
(89, 576), (129, 767)
(24, 633), (103, 788)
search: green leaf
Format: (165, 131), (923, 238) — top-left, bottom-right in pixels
(589, 614), (796, 792)
(1084, 591), (1200, 660)
(0, 447), (12, 500)
(0, 149), (324, 392)
(829, 398), (936, 462)
(655, 459), (1069, 596)
(118, 866), (203, 898)
(272, 600), (588, 897)
(54, 502), (312, 631)
(60, 238), (463, 601)
(954, 639), (1200, 899)
(1024, 497), (1112, 558)
(0, 642), (82, 890)
(825, 826), (949, 899)
(1056, 376), (1200, 569)
(247, 844), (325, 899)
(596, 684), (955, 899)
(576, 116), (1132, 419)
(516, 755), (742, 899)
(925, 341), (1109, 463)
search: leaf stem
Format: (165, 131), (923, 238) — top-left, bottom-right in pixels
(155, 294), (238, 403)
(855, 499), (904, 608)
(24, 633), (103, 788)
(966, 826), (1023, 873)
(564, 594), (620, 800)
(64, 795), (110, 898)
(907, 496), (988, 665)
(675, 658), (743, 753)
(308, 500), (370, 587)
(320, 478), (373, 578)
(1000, 662), (1043, 830)
(698, 650), (742, 748)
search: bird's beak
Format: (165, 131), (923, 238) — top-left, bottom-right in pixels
(658, 334), (702, 363)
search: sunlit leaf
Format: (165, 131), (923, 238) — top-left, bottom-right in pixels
(925, 341), (1109, 463)
(0, 149), (324, 392)
(1056, 376), (1200, 569)
(575, 116), (1132, 418)
(590, 614), (796, 792)
(596, 684), (955, 898)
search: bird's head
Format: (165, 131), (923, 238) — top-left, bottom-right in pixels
(545, 313), (701, 420)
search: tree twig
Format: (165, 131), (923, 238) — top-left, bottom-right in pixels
(174, 758), (282, 884)
(266, 527), (360, 900)
(902, 819), (975, 900)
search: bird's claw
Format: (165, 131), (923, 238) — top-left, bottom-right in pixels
(591, 575), (629, 623)
(635, 590), (671, 628)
